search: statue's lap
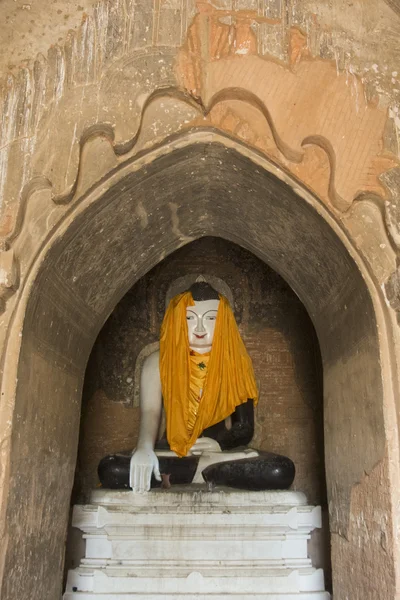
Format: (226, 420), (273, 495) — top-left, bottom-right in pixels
(98, 447), (295, 491)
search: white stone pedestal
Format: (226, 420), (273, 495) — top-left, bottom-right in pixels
(64, 487), (330, 599)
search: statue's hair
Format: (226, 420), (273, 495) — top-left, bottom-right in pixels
(189, 281), (220, 301)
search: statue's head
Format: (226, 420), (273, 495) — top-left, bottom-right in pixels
(160, 279), (258, 455)
(186, 282), (220, 354)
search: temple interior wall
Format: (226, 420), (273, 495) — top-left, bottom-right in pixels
(0, 0), (400, 599)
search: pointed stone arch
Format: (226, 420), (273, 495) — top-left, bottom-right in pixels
(0, 131), (399, 600)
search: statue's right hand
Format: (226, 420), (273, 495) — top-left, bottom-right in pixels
(129, 448), (161, 493)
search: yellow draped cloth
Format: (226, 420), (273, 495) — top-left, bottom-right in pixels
(188, 351), (210, 433)
(160, 291), (258, 457)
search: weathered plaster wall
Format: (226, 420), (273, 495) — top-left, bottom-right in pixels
(0, 0), (99, 76)
(0, 0), (399, 326)
(76, 236), (325, 504)
(0, 0), (399, 284)
(2, 0), (400, 109)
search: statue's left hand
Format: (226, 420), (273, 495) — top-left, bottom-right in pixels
(190, 437), (222, 455)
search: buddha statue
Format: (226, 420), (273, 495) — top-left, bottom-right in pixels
(98, 281), (295, 492)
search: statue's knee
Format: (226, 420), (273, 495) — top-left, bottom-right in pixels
(98, 454), (118, 472)
(98, 454), (130, 489)
(265, 453), (295, 488)
(202, 453), (295, 490)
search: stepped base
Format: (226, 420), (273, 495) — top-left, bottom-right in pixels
(64, 487), (330, 599)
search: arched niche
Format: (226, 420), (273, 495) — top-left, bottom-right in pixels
(76, 236), (325, 506)
(1, 136), (397, 600)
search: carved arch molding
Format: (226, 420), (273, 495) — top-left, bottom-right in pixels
(1, 0), (400, 317)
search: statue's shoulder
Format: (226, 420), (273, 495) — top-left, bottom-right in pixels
(142, 349), (160, 373)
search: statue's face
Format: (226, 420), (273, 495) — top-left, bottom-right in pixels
(186, 299), (220, 354)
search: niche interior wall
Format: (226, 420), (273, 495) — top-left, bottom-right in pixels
(76, 236), (325, 505)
